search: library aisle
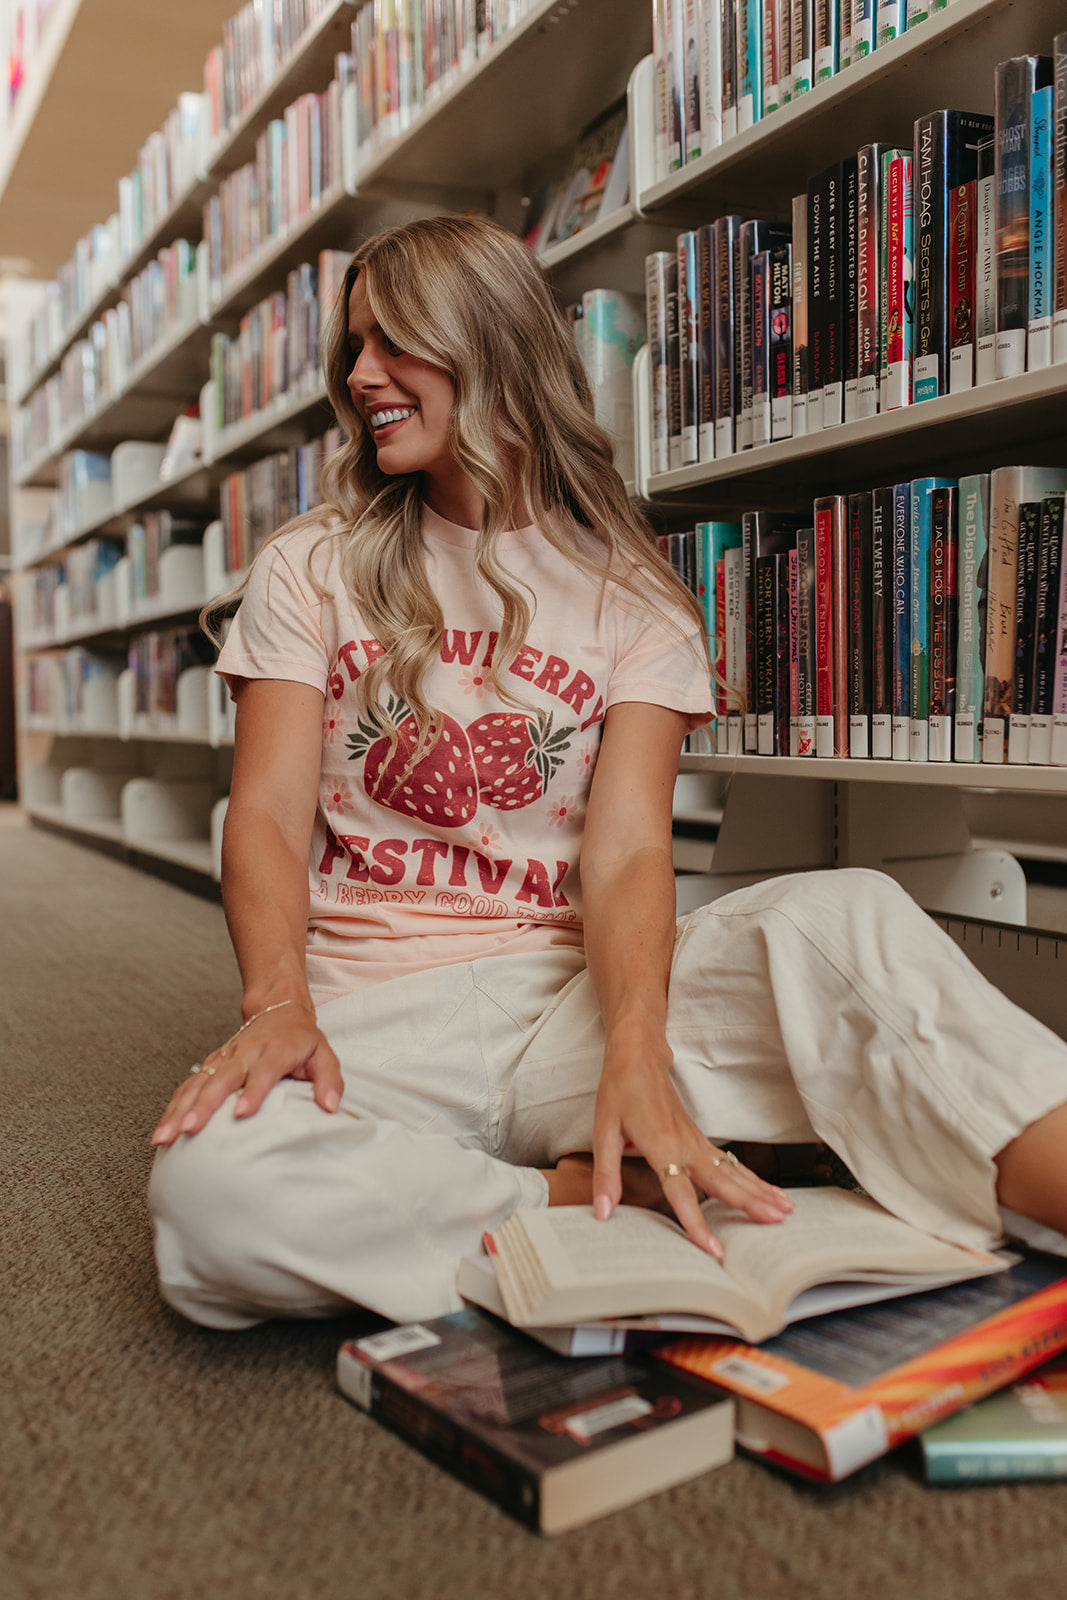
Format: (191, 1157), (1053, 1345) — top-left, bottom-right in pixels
(2, 791), (1066, 1600)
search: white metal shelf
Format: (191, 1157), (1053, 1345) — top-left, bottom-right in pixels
(679, 753), (1067, 796)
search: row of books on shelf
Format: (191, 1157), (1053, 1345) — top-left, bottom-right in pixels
(207, 248), (348, 432)
(25, 434), (203, 562)
(522, 98), (632, 258)
(649, 49), (1067, 472)
(204, 0), (336, 147)
(338, 1184), (1067, 1531)
(653, 0), (953, 184)
(204, 70), (350, 297)
(9, 0), (336, 398)
(12, 240), (202, 473)
(667, 465), (1067, 768)
(220, 428), (341, 574)
(566, 288), (647, 484)
(128, 628), (216, 721)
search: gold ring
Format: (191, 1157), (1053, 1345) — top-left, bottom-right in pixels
(658, 1162), (686, 1181)
(711, 1149), (740, 1170)
(201, 1065), (218, 1078)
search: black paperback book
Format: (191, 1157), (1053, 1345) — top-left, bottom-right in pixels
(856, 143), (893, 418)
(1032, 495), (1066, 724)
(769, 242), (793, 440)
(714, 215), (743, 454)
(738, 219), (791, 449)
(913, 109), (995, 401)
(697, 223), (716, 460)
(842, 155), (860, 418)
(743, 512), (804, 750)
(1010, 500), (1042, 759)
(337, 1309), (733, 1535)
(807, 166), (828, 416)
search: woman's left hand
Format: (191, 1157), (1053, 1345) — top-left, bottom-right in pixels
(591, 1020), (794, 1257)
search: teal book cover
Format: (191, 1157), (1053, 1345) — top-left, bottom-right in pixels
(922, 1351), (1067, 1482)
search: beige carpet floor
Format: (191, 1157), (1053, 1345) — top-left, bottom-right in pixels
(4, 806), (1067, 1600)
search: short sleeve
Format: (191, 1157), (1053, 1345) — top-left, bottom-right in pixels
(215, 533), (330, 698)
(605, 584), (713, 731)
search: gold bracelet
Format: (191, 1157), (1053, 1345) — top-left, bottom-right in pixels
(218, 998), (298, 1056)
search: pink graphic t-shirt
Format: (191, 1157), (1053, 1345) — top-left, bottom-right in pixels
(217, 505), (713, 1002)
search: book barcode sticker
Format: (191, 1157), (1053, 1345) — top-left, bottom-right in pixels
(564, 1394), (653, 1441)
(712, 1354), (790, 1396)
(357, 1324), (441, 1362)
(949, 346), (973, 394)
(824, 1405), (889, 1480)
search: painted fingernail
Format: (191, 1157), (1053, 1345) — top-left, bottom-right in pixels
(594, 1195), (612, 1221)
(325, 1089), (341, 1113)
(705, 1235), (725, 1259)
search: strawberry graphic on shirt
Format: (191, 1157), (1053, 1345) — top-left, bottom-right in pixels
(467, 709), (575, 811)
(346, 696), (479, 827)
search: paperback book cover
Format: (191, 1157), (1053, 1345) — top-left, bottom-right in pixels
(1028, 83), (1054, 370)
(337, 1308), (734, 1534)
(909, 477), (956, 762)
(948, 177), (977, 394)
(722, 0), (739, 141)
(697, 223), (717, 460)
(751, 248), (772, 448)
(790, 0), (812, 100)
(1054, 33), (1067, 362)
(847, 491), (872, 757)
(769, 243), (793, 440)
(1008, 500), (1041, 763)
(842, 155), (860, 423)
(807, 166), (829, 431)
(737, 0), (762, 130)
(658, 1253), (1067, 1483)
(884, 150), (914, 410)
(791, 192), (809, 436)
(921, 1350), (1067, 1482)
(876, 0), (905, 49)
(975, 136), (998, 384)
(739, 220), (791, 450)
(813, 494), (845, 757)
(715, 215), (744, 457)
(813, 0), (837, 85)
(645, 251), (674, 476)
(821, 160), (845, 428)
(697, 521), (744, 744)
(743, 513), (804, 750)
(677, 230), (701, 466)
(851, 0), (875, 63)
(890, 479), (912, 760)
(795, 524), (817, 755)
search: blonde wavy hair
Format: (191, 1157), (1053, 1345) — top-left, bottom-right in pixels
(211, 213), (711, 752)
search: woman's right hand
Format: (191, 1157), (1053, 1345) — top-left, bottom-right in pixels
(150, 1003), (343, 1147)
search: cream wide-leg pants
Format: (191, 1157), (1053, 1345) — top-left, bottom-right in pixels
(149, 869), (1067, 1330)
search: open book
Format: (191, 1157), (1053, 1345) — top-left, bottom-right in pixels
(484, 1187), (1008, 1346)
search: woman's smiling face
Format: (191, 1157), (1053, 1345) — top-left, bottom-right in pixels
(345, 274), (458, 490)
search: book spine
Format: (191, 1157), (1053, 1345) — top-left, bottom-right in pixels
(697, 223), (717, 461)
(721, 0), (739, 141)
(701, 0), (724, 153)
(995, 56), (1036, 381)
(975, 137), (998, 384)
(737, 222), (756, 451)
(877, 0), (905, 48)
(870, 487), (892, 758)
(1028, 84), (1054, 370)
(664, 0), (688, 171)
(678, 231), (701, 466)
(751, 249), (772, 448)
(790, 0), (812, 100)
(795, 525), (816, 754)
(1054, 34), (1067, 362)
(982, 473), (1020, 765)
(737, 0), (762, 130)
(724, 542), (746, 751)
(652, 0), (669, 177)
(885, 151), (914, 410)
(684, 0), (704, 162)
(813, 497), (837, 757)
(762, 0), (779, 115)
(1053, 497), (1067, 764)
(913, 110), (945, 402)
(909, 480), (939, 762)
(774, 548), (792, 755)
(813, 0), (836, 85)
(1008, 501), (1040, 763)
(842, 155), (860, 423)
(776, 0), (793, 104)
(789, 544), (800, 754)
(955, 472), (990, 762)
(847, 491), (872, 757)
(1029, 495), (1065, 763)
(743, 512), (758, 750)
(855, 145), (883, 421)
(832, 489), (849, 756)
(715, 551), (728, 723)
(755, 551), (777, 754)
(948, 179), (976, 394)
(769, 243), (793, 441)
(807, 167), (826, 430)
(646, 252), (672, 476)
(891, 481), (911, 759)
(666, 253), (683, 470)
(791, 192), (809, 436)
(851, 0), (874, 62)
(928, 485), (958, 761)
(822, 160), (844, 427)
(715, 217), (740, 457)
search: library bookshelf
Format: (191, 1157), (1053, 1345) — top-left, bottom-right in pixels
(8, 0), (654, 887)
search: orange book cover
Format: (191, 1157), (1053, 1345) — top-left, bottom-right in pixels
(656, 1254), (1067, 1481)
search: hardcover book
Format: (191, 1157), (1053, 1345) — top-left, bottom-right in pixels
(909, 476), (956, 763)
(954, 472), (990, 761)
(870, 486), (893, 758)
(846, 491), (872, 757)
(337, 1308), (734, 1534)
(928, 483), (958, 761)
(1054, 33), (1067, 362)
(1030, 494), (1066, 764)
(1029, 83), (1054, 370)
(994, 56), (1053, 380)
(1008, 500), (1041, 763)
(791, 192), (809, 436)
(659, 1253), (1067, 1483)
(769, 243), (793, 440)
(856, 144), (891, 421)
